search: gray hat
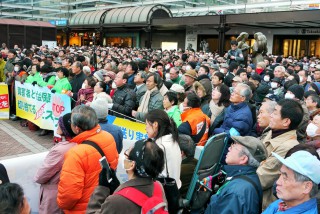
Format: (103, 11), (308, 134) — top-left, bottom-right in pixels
(90, 99), (108, 119)
(231, 136), (267, 162)
(210, 64), (219, 70)
(93, 70), (104, 82)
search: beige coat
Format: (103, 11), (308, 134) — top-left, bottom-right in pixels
(257, 129), (299, 210)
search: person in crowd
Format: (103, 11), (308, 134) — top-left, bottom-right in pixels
(257, 100), (277, 140)
(125, 61), (138, 89)
(224, 62), (239, 87)
(203, 84), (230, 130)
(93, 70), (104, 82)
(179, 92), (210, 146)
(57, 105), (118, 213)
(179, 134), (197, 198)
(86, 139), (166, 214)
(109, 71), (136, 119)
(0, 54), (6, 82)
(285, 84), (309, 143)
(307, 82), (320, 95)
(236, 68), (248, 82)
(133, 70), (147, 108)
(194, 81), (211, 110)
(0, 183), (31, 214)
(89, 81), (112, 105)
(34, 113), (76, 214)
(145, 109), (182, 189)
(25, 64), (42, 84)
(169, 67), (185, 85)
(38, 64), (56, 86)
(257, 99), (303, 210)
(205, 135), (267, 214)
(306, 114), (320, 155)
(249, 73), (270, 105)
(67, 61), (87, 108)
(224, 40), (244, 65)
(184, 69), (197, 92)
(269, 77), (284, 99)
(163, 91), (182, 127)
(273, 66), (286, 84)
(306, 93), (320, 116)
(263, 151), (320, 213)
(211, 71), (224, 88)
(197, 65), (212, 96)
(213, 83), (253, 137)
(75, 76), (95, 106)
(51, 67), (72, 94)
(132, 73), (163, 122)
(313, 69), (320, 82)
(91, 98), (123, 154)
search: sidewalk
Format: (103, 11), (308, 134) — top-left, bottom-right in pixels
(0, 119), (53, 160)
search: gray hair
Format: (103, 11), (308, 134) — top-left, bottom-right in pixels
(264, 100), (277, 114)
(238, 83), (252, 102)
(293, 170), (319, 198)
(179, 134), (195, 158)
(170, 67), (180, 74)
(74, 61), (83, 70)
(275, 65), (285, 73)
(71, 105), (98, 131)
(239, 146), (260, 168)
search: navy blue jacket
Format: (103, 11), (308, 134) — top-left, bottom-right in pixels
(205, 165), (262, 214)
(213, 102), (253, 137)
(99, 120), (123, 154)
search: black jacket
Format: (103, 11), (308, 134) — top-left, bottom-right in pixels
(111, 84), (136, 119)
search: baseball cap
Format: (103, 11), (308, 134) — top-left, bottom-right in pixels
(231, 136), (267, 162)
(272, 151), (320, 184)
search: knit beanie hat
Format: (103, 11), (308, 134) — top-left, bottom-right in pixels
(287, 84), (304, 100)
(93, 70), (104, 82)
(90, 98), (108, 119)
(58, 113), (75, 139)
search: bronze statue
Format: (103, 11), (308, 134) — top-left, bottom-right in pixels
(236, 32), (249, 67)
(252, 32), (268, 66)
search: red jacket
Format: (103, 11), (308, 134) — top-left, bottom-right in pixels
(181, 108), (210, 146)
(57, 125), (118, 214)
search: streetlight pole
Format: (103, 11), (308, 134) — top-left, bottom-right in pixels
(92, 33), (97, 72)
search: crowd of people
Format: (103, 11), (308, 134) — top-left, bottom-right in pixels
(0, 40), (320, 213)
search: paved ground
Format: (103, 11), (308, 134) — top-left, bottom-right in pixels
(0, 119), (53, 160)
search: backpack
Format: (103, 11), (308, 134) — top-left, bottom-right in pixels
(115, 181), (168, 214)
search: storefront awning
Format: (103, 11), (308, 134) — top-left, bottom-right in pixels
(69, 10), (106, 27)
(103, 4), (172, 26)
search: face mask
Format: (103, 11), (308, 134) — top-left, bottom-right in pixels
(122, 159), (129, 170)
(81, 83), (86, 89)
(299, 76), (304, 83)
(270, 82), (278, 89)
(112, 81), (117, 89)
(165, 64), (170, 70)
(179, 103), (185, 112)
(55, 75), (59, 81)
(264, 76), (270, 82)
(256, 68), (264, 74)
(14, 66), (19, 72)
(186, 65), (191, 71)
(220, 69), (225, 73)
(284, 93), (295, 99)
(306, 123), (319, 137)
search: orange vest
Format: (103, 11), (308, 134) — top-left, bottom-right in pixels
(181, 108), (210, 146)
(57, 125), (118, 214)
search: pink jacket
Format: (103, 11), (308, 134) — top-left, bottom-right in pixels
(34, 141), (77, 214)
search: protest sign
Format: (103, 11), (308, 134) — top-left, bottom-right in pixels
(15, 81), (71, 133)
(0, 83), (9, 119)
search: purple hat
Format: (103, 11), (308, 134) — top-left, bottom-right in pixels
(58, 113), (75, 139)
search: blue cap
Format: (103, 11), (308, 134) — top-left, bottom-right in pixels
(272, 151), (320, 184)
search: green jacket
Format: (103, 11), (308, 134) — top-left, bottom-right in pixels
(170, 75), (185, 86)
(52, 77), (72, 93)
(166, 105), (182, 127)
(0, 60), (6, 82)
(25, 72), (43, 84)
(38, 74), (56, 87)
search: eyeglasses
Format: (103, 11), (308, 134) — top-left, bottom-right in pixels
(232, 91), (244, 97)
